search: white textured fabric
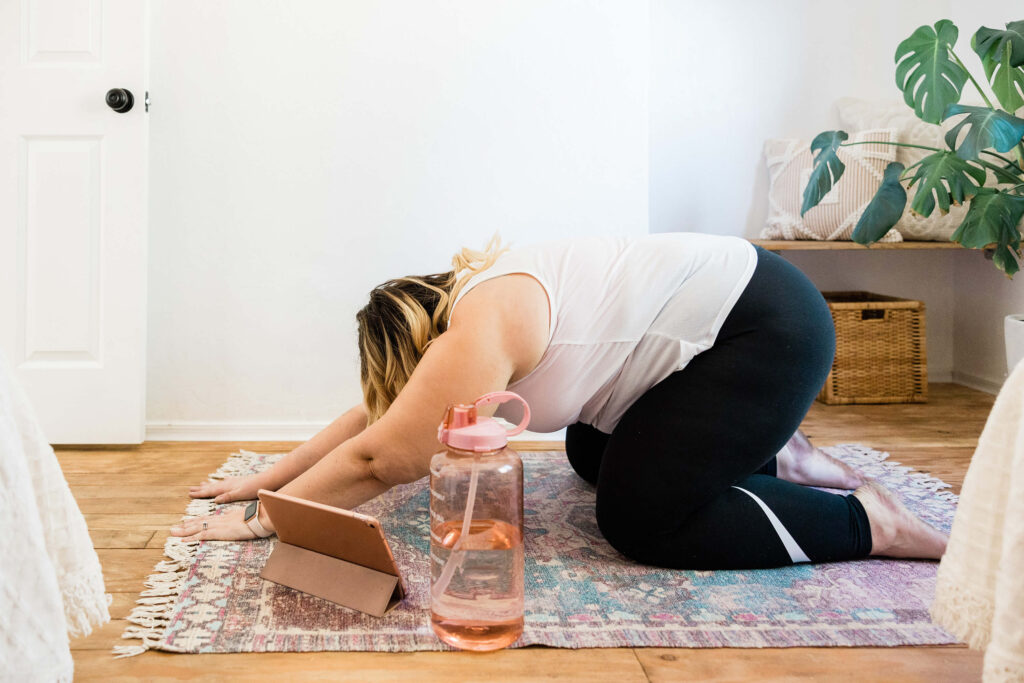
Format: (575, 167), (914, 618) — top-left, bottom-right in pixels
(835, 97), (967, 241)
(931, 359), (1024, 682)
(451, 233), (757, 433)
(0, 347), (111, 682)
(761, 128), (903, 242)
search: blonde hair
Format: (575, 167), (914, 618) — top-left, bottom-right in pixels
(356, 235), (508, 424)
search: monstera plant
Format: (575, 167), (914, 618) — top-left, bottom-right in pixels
(804, 19), (1024, 276)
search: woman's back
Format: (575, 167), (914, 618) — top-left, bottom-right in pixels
(450, 233), (756, 432)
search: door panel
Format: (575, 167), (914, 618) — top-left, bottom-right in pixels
(24, 0), (103, 64)
(19, 135), (102, 368)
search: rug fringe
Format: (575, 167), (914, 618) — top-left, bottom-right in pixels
(829, 443), (958, 503)
(113, 450), (269, 658)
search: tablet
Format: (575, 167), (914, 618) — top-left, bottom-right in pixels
(258, 489), (405, 616)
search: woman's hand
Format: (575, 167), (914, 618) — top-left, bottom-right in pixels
(189, 474), (267, 504)
(169, 506), (269, 542)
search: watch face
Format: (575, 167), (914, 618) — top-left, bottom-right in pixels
(245, 500), (258, 521)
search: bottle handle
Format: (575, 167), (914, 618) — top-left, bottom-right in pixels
(474, 391), (531, 436)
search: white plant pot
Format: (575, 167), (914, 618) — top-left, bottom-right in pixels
(1006, 314), (1024, 375)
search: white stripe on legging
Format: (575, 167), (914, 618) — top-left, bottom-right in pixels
(732, 485), (811, 564)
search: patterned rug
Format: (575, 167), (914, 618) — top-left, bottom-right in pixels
(117, 445), (959, 655)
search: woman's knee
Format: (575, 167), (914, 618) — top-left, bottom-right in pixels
(595, 490), (674, 565)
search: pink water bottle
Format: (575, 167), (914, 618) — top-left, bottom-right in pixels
(429, 391), (529, 651)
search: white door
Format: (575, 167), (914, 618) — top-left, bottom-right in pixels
(0, 0), (148, 443)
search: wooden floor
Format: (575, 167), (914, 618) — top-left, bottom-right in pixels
(60, 383), (994, 682)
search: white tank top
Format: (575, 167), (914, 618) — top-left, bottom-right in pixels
(449, 233), (758, 433)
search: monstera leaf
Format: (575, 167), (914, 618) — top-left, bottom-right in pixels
(974, 28), (1024, 112)
(895, 21), (969, 124)
(906, 151), (986, 215)
(973, 22), (1024, 67)
(800, 130), (848, 215)
(852, 162), (908, 245)
(993, 243), (1024, 275)
(943, 104), (1024, 160)
(951, 188), (1024, 275)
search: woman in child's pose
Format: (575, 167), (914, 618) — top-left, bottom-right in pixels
(173, 234), (946, 568)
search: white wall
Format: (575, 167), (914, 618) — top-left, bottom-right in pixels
(650, 0), (1024, 389)
(146, 1), (649, 439)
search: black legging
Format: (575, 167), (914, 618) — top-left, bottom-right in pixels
(565, 246), (872, 569)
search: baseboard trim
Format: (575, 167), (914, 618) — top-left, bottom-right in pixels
(145, 422), (567, 442)
(146, 421), (326, 441)
(952, 370), (1003, 395)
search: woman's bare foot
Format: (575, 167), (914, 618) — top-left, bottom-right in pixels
(853, 480), (948, 559)
(775, 430), (864, 489)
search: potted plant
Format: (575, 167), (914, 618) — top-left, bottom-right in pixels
(803, 19), (1024, 372)
(1007, 314), (1024, 372)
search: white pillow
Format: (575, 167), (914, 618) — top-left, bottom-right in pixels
(761, 128), (903, 242)
(835, 97), (967, 241)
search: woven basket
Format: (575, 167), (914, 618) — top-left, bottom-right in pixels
(818, 291), (927, 405)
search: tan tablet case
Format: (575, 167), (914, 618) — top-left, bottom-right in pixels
(258, 489), (405, 617)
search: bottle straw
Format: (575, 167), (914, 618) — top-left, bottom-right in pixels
(432, 453), (481, 602)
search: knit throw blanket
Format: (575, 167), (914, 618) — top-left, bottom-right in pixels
(0, 349), (111, 681)
(932, 359), (1024, 682)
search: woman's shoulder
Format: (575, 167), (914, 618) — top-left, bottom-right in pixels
(447, 273), (551, 382)
(449, 273), (550, 333)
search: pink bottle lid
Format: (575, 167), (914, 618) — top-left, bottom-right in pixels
(437, 391), (531, 453)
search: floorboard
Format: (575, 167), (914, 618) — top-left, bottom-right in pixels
(72, 649), (650, 682)
(634, 646), (982, 682)
(61, 383), (991, 681)
(88, 529), (156, 550)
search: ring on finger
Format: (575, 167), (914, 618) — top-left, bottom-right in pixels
(202, 521), (208, 531)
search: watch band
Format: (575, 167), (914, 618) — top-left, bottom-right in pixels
(244, 500), (272, 538)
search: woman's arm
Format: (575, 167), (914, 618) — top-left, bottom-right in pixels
(187, 402), (368, 503)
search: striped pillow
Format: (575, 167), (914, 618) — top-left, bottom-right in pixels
(835, 98), (969, 241)
(761, 128), (903, 242)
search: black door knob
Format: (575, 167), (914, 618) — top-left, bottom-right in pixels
(105, 88), (134, 113)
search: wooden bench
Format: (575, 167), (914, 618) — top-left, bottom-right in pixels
(750, 240), (961, 251)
